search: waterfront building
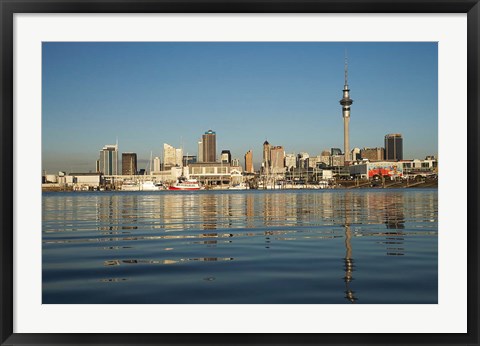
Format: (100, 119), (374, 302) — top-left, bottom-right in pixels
(66, 173), (104, 188)
(98, 143), (118, 175)
(360, 147), (385, 161)
(245, 150), (254, 173)
(183, 155), (197, 167)
(349, 161), (403, 179)
(285, 153), (297, 170)
(198, 139), (203, 162)
(270, 146), (285, 173)
(164, 143), (183, 169)
(202, 130), (217, 162)
(262, 140), (271, 174)
(339, 55), (353, 162)
(189, 162), (243, 186)
(402, 158), (437, 176)
(221, 150), (232, 164)
(384, 134), (403, 161)
(122, 152), (137, 175)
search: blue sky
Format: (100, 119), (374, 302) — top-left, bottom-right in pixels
(42, 42), (437, 173)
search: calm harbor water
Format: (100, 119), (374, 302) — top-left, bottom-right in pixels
(42, 189), (437, 304)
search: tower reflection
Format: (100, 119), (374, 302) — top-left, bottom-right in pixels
(343, 193), (358, 303)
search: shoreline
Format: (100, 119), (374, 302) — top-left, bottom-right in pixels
(42, 181), (438, 192)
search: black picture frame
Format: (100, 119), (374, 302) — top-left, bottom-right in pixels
(1, 1), (478, 345)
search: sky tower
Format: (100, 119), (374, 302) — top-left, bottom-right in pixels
(339, 54), (353, 163)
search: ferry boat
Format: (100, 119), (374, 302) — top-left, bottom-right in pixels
(168, 178), (202, 191)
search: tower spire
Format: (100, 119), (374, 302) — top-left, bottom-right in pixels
(340, 50), (353, 163)
(344, 50), (349, 88)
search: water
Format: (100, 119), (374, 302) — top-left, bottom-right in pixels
(42, 189), (437, 304)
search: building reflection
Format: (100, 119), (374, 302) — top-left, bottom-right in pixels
(343, 192), (358, 303)
(201, 194), (218, 230)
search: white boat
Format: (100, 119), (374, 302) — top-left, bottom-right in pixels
(121, 181), (164, 191)
(140, 181), (164, 191)
(168, 178), (203, 191)
(228, 183), (248, 190)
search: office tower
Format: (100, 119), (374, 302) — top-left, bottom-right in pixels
(153, 156), (161, 172)
(245, 150), (254, 173)
(122, 152), (137, 175)
(198, 139), (203, 162)
(360, 147), (385, 161)
(263, 140), (271, 174)
(339, 55), (353, 162)
(384, 134), (403, 160)
(175, 148), (183, 167)
(98, 143), (118, 175)
(285, 153), (297, 170)
(221, 150), (232, 164)
(270, 146), (285, 172)
(164, 143), (183, 169)
(202, 130), (216, 162)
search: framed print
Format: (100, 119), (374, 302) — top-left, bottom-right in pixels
(1, 0), (479, 345)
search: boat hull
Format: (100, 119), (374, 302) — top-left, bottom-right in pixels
(168, 186), (201, 191)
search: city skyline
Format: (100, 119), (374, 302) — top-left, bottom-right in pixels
(42, 42), (438, 173)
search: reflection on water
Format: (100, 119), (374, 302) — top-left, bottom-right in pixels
(43, 189), (437, 304)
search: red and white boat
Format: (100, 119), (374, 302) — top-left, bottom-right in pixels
(168, 178), (203, 191)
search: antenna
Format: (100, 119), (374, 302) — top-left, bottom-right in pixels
(344, 49), (349, 86)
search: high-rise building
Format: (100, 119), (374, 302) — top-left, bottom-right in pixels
(202, 130), (216, 162)
(339, 55), (353, 162)
(153, 156), (161, 172)
(221, 150), (231, 164)
(270, 146), (285, 173)
(164, 143), (183, 169)
(245, 150), (254, 173)
(122, 152), (137, 175)
(384, 134), (403, 161)
(98, 143), (118, 175)
(198, 140), (203, 162)
(360, 147), (385, 161)
(262, 140), (271, 174)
